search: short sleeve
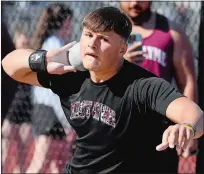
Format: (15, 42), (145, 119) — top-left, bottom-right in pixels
(37, 71), (88, 97)
(134, 77), (185, 116)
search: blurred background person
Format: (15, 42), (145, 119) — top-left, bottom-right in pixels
(1, 22), (18, 124)
(2, 23), (33, 173)
(1, 21), (18, 172)
(14, 24), (30, 49)
(26, 4), (76, 173)
(30, 3), (72, 50)
(120, 1), (198, 173)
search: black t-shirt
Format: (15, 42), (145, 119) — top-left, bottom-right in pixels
(37, 60), (183, 173)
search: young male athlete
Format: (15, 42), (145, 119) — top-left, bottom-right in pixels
(2, 7), (203, 173)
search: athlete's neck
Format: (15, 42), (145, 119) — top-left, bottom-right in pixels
(90, 58), (124, 83)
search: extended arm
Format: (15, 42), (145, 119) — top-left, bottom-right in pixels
(2, 49), (41, 86)
(136, 77), (203, 151)
(166, 97), (203, 139)
(156, 97), (203, 151)
(2, 42), (76, 86)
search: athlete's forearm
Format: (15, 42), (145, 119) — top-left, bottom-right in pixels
(2, 49), (35, 81)
(167, 97), (203, 139)
(179, 100), (203, 139)
(2, 43), (77, 87)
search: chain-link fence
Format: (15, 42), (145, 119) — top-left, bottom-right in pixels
(1, 1), (202, 173)
(2, 1), (201, 69)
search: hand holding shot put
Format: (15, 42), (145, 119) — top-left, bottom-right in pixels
(2, 41), (86, 86)
(45, 41), (78, 74)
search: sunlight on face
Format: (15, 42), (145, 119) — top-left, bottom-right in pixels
(80, 28), (126, 72)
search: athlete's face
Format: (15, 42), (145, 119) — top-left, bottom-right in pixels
(80, 27), (127, 72)
(120, 1), (151, 19)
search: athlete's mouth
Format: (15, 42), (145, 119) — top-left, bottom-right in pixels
(85, 52), (98, 58)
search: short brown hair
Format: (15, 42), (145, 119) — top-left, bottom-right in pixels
(82, 7), (132, 41)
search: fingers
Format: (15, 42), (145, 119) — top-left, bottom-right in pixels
(157, 124), (193, 152)
(181, 146), (191, 158)
(156, 142), (169, 151)
(182, 128), (191, 150)
(124, 51), (144, 64)
(156, 127), (171, 151)
(178, 125), (186, 148)
(128, 51), (144, 58)
(162, 126), (171, 145)
(128, 41), (142, 52)
(180, 139), (199, 158)
(60, 41), (77, 52)
(63, 65), (77, 72)
(156, 125), (179, 151)
(177, 148), (182, 156)
(124, 42), (145, 63)
(168, 125), (179, 148)
(176, 126), (185, 155)
(47, 62), (77, 74)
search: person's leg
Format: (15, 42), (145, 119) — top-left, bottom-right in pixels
(3, 122), (21, 173)
(18, 122), (32, 172)
(57, 129), (76, 174)
(26, 135), (51, 173)
(22, 130), (35, 173)
(49, 138), (60, 173)
(48, 127), (74, 173)
(2, 119), (12, 168)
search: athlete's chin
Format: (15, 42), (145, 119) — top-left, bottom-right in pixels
(84, 64), (100, 71)
(83, 61), (101, 71)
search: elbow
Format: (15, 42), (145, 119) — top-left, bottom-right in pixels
(2, 54), (15, 78)
(2, 53), (23, 82)
(2, 49), (34, 83)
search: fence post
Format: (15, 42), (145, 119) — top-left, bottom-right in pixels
(196, 1), (204, 174)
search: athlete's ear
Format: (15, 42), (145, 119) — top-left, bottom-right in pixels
(120, 42), (128, 56)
